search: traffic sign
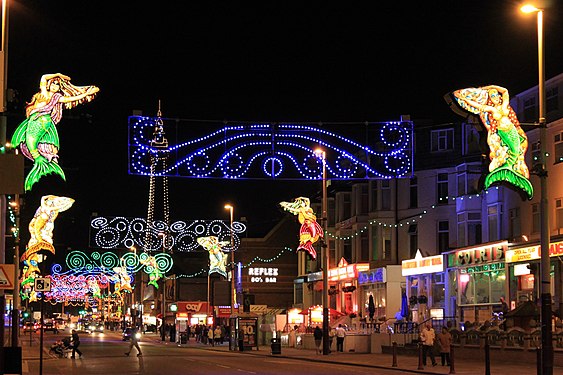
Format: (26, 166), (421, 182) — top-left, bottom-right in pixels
(34, 277), (51, 292)
(0, 264), (15, 289)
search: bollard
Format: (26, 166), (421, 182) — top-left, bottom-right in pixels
(392, 341), (398, 367)
(484, 335), (491, 375)
(449, 344), (456, 374)
(418, 342), (424, 370)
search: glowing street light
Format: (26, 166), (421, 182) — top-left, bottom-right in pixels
(520, 4), (552, 375)
(224, 204), (235, 317)
(314, 148), (330, 355)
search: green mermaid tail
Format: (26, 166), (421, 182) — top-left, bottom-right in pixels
(24, 156), (66, 191)
(11, 114), (65, 191)
(485, 166), (533, 200)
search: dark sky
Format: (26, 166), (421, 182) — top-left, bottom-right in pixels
(6, 1), (563, 249)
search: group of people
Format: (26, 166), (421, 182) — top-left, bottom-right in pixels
(193, 324), (229, 345)
(312, 324), (347, 354)
(419, 323), (453, 367)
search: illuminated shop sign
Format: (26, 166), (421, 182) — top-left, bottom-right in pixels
(328, 258), (369, 281)
(402, 250), (444, 276)
(248, 267), (279, 283)
(505, 241), (563, 263)
(451, 241), (507, 267)
(358, 268), (386, 285)
(459, 262), (504, 274)
(177, 302), (209, 313)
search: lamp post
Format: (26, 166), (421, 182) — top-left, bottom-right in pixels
(130, 246), (137, 329)
(314, 149), (330, 355)
(224, 204), (235, 317)
(158, 232), (167, 342)
(521, 5), (552, 375)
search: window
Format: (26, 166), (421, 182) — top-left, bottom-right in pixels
(437, 173), (449, 205)
(488, 205), (501, 242)
(438, 221), (449, 253)
(370, 181), (379, 211)
(410, 176), (418, 208)
(555, 132), (563, 164)
(408, 224), (418, 258)
(467, 212), (482, 246)
(457, 173), (466, 196)
(432, 273), (445, 307)
(556, 198), (563, 232)
(343, 238), (352, 263)
(360, 232), (369, 261)
(509, 208), (521, 240)
(524, 97), (537, 123)
(382, 227), (392, 260)
(381, 180), (391, 210)
(358, 184), (368, 215)
(371, 227), (378, 261)
(532, 203), (540, 233)
(459, 267), (506, 306)
(547, 86), (559, 113)
(431, 129), (454, 152)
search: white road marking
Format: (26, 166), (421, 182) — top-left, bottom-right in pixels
(216, 364), (230, 368)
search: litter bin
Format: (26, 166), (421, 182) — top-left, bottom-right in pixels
(271, 338), (281, 355)
(180, 332), (188, 344)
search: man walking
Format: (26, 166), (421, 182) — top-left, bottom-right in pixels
(125, 327), (142, 357)
(420, 323), (437, 367)
(335, 324), (346, 352)
(70, 329), (82, 359)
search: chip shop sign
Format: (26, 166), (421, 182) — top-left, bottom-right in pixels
(451, 241), (507, 267)
(402, 250), (444, 276)
(506, 240), (563, 263)
(358, 268), (386, 285)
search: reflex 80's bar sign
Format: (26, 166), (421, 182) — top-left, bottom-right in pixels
(248, 267), (279, 283)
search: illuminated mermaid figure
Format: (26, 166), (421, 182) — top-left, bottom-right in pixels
(453, 85), (533, 199)
(280, 197), (323, 260)
(11, 73), (99, 191)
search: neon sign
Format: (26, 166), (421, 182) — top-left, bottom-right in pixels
(402, 250), (444, 276)
(450, 85), (533, 199)
(248, 267), (279, 283)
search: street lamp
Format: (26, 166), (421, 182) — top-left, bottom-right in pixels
(314, 149), (330, 356)
(521, 4), (552, 375)
(130, 246), (137, 329)
(224, 204), (235, 317)
(158, 232), (167, 342)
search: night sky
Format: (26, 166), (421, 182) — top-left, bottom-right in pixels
(5, 1), (563, 255)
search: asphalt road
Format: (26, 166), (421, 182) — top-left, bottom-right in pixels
(24, 330), (402, 375)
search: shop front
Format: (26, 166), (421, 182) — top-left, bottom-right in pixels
(446, 241), (508, 324)
(358, 265), (403, 322)
(402, 250), (445, 323)
(176, 301), (212, 328)
(328, 258), (369, 316)
(505, 239), (563, 314)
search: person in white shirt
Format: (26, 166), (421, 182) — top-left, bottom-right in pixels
(335, 324), (346, 352)
(420, 323), (437, 366)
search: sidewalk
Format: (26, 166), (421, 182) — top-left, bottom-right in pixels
(149, 335), (563, 375)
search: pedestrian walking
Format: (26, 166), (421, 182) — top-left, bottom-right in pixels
(335, 324), (346, 352)
(313, 326), (323, 354)
(70, 329), (82, 359)
(437, 327), (452, 366)
(329, 327), (336, 352)
(124, 328), (142, 357)
(420, 323), (437, 367)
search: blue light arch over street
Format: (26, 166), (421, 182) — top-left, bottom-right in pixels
(128, 117), (414, 180)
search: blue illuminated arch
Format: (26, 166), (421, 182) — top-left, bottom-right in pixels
(128, 117), (413, 179)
